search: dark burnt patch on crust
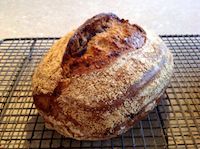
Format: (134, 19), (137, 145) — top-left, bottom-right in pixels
(62, 13), (146, 77)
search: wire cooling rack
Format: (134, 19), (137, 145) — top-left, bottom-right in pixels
(0, 35), (200, 149)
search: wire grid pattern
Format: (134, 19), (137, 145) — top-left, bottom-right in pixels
(0, 35), (199, 149)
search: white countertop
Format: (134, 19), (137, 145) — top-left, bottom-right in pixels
(0, 0), (200, 39)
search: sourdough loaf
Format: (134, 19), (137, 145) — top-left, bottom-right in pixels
(32, 13), (174, 140)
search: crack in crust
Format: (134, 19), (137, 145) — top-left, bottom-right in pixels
(62, 13), (146, 76)
(65, 13), (120, 58)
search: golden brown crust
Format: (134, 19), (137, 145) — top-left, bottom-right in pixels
(62, 13), (146, 77)
(32, 32), (74, 95)
(32, 13), (174, 140)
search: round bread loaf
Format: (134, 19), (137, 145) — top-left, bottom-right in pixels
(32, 13), (174, 140)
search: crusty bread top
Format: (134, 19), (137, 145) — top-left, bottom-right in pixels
(62, 13), (146, 76)
(32, 13), (170, 107)
(32, 13), (147, 95)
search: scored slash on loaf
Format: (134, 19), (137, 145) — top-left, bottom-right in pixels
(32, 13), (174, 140)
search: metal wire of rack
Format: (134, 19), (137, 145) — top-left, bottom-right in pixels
(0, 35), (199, 149)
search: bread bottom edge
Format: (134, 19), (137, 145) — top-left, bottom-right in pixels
(42, 92), (165, 141)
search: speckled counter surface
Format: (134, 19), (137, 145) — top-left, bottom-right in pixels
(0, 0), (200, 40)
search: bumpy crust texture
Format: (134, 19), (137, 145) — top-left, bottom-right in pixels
(32, 13), (174, 140)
